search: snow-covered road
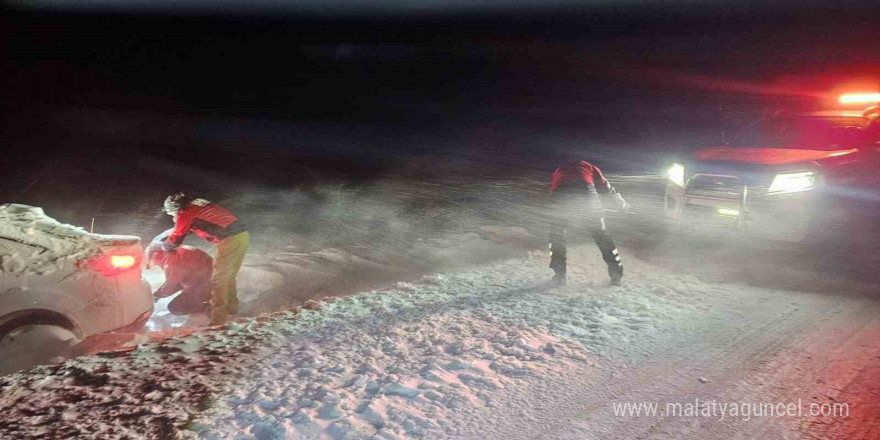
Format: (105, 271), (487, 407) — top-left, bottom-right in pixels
(1, 240), (878, 440)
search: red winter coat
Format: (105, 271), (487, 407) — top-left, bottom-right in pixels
(152, 246), (213, 298)
(550, 161), (628, 209)
(163, 198), (246, 251)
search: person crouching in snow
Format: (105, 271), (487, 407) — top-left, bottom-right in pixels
(157, 193), (249, 325)
(146, 232), (213, 315)
(549, 160), (627, 286)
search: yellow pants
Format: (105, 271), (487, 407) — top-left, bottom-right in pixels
(210, 231), (249, 325)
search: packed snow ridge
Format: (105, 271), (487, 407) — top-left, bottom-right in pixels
(0, 244), (719, 440)
(0, 204), (138, 277)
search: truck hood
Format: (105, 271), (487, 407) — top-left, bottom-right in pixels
(693, 146), (857, 165)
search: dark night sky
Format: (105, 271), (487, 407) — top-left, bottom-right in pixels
(1, 0), (878, 205)
(3, 0), (879, 111)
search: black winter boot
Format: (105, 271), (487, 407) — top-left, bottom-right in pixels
(608, 264), (623, 286)
(549, 240), (567, 286)
(552, 267), (567, 286)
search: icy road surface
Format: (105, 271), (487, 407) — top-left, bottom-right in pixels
(1, 241), (878, 440)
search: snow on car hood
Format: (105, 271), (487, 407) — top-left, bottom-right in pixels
(0, 204), (139, 277)
(693, 146), (857, 165)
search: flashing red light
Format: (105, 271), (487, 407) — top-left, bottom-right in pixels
(839, 93), (880, 105)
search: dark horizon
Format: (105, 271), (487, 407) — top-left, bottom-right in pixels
(4, 0), (879, 108)
(2, 0), (879, 225)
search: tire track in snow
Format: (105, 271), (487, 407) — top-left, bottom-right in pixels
(488, 276), (878, 440)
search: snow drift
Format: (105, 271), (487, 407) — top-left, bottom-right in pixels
(0, 241), (719, 439)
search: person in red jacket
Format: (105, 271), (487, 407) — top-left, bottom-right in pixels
(157, 193), (249, 325)
(146, 238), (213, 315)
(549, 160), (628, 286)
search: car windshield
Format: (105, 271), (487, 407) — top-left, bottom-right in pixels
(731, 116), (869, 150)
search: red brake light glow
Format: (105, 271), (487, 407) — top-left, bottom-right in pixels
(86, 253), (141, 276)
(110, 255), (137, 268)
(838, 93), (880, 105)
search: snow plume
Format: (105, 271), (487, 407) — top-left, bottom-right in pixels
(228, 175), (552, 258)
(145, 172), (668, 321)
(0, 243), (713, 439)
(210, 175), (556, 316)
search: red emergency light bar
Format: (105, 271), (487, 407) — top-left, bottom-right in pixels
(839, 93), (880, 105)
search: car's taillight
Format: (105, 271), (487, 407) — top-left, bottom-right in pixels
(87, 253), (141, 276)
(110, 255), (137, 268)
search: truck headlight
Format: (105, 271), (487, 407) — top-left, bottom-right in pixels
(768, 171), (817, 194)
(667, 163), (685, 187)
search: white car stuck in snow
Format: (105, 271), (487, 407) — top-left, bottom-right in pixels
(0, 204), (153, 375)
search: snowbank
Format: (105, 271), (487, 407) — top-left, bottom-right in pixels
(0, 241), (719, 439)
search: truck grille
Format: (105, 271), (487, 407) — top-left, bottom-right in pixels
(687, 173), (768, 199)
(688, 174), (744, 198)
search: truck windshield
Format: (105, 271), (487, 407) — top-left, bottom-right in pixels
(731, 116), (868, 151)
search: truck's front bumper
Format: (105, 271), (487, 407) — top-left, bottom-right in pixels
(664, 180), (816, 242)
